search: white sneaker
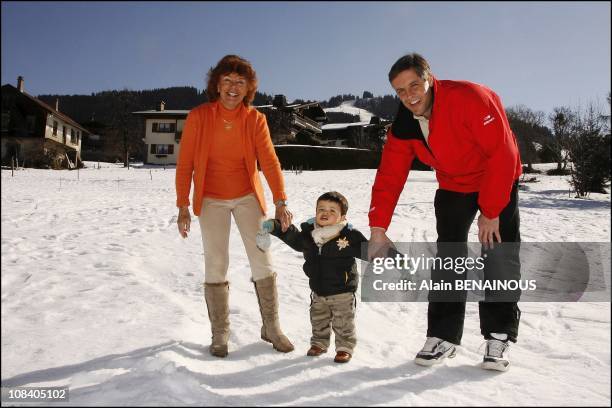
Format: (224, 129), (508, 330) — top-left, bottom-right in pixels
(415, 337), (457, 366)
(481, 339), (510, 371)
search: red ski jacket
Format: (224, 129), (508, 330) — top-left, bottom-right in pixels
(369, 77), (522, 230)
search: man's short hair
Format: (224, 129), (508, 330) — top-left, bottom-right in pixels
(317, 191), (349, 215)
(388, 53), (431, 83)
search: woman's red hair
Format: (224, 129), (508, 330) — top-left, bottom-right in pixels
(206, 55), (258, 106)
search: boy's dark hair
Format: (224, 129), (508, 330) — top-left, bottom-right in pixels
(317, 191), (349, 215)
(388, 52), (431, 83)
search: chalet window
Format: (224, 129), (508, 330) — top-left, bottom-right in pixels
(150, 144), (174, 155)
(53, 121), (58, 136)
(152, 122), (176, 133)
(70, 128), (76, 144)
(62, 126), (67, 138)
(26, 115), (36, 132)
(1, 113), (9, 131)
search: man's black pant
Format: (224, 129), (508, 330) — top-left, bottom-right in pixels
(426, 183), (521, 345)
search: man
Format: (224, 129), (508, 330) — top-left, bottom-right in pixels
(368, 53), (522, 371)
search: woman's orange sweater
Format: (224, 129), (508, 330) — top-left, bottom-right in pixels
(175, 101), (287, 216)
(202, 103), (253, 199)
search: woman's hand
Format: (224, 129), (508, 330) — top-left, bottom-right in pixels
(177, 207), (191, 238)
(274, 204), (293, 233)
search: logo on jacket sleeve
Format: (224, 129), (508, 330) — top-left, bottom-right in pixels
(483, 114), (495, 126)
(337, 237), (350, 250)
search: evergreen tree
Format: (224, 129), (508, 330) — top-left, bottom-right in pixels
(568, 102), (611, 196)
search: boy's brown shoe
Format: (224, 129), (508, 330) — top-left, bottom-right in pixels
(334, 351), (352, 363)
(306, 345), (327, 356)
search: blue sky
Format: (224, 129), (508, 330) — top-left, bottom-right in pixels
(2, 1), (610, 115)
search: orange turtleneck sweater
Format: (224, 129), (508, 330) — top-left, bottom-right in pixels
(202, 103), (253, 199)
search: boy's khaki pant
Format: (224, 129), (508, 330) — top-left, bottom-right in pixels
(310, 292), (356, 354)
(198, 193), (273, 283)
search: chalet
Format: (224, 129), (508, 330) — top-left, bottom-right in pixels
(1, 76), (89, 168)
(133, 102), (187, 165)
(255, 96), (327, 145)
(321, 117), (388, 151)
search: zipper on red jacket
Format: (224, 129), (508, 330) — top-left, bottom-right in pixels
(422, 89), (437, 159)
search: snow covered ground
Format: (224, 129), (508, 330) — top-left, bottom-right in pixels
(1, 162), (610, 406)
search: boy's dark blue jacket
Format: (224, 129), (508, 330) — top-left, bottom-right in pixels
(270, 219), (368, 296)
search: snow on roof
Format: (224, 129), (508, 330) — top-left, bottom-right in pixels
(321, 122), (372, 130)
(323, 101), (374, 122)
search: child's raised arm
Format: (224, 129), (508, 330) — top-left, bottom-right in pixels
(263, 219), (305, 252)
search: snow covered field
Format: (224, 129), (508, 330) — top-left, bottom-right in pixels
(1, 162), (610, 406)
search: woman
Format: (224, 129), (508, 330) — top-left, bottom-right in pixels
(175, 55), (294, 357)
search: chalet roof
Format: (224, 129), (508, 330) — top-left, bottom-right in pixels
(133, 101), (326, 122)
(274, 144), (371, 151)
(255, 101), (322, 110)
(132, 110), (190, 116)
(2, 84), (90, 134)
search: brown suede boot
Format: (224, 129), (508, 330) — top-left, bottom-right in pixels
(253, 273), (294, 353)
(204, 281), (230, 358)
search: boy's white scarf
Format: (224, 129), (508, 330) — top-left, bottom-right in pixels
(311, 220), (348, 247)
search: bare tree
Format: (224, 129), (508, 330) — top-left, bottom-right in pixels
(506, 105), (548, 172)
(602, 92), (611, 135)
(547, 106), (577, 173)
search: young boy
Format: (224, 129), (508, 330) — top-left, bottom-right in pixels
(258, 191), (367, 363)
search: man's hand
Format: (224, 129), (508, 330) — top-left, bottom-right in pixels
(275, 204), (293, 233)
(368, 227), (393, 260)
(478, 214), (501, 249)
(177, 207), (191, 238)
